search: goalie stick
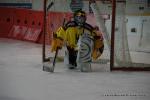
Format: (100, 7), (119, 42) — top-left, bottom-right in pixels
(43, 18), (66, 72)
(43, 47), (58, 72)
(43, 1), (55, 72)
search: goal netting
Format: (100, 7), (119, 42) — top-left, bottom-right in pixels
(91, 1), (150, 68)
(90, 2), (132, 67)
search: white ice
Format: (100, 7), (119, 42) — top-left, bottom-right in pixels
(0, 38), (150, 100)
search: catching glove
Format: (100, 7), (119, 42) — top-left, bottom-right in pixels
(92, 37), (104, 60)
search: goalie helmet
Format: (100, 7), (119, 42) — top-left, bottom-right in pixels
(74, 9), (86, 26)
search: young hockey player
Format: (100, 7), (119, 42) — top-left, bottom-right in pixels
(51, 9), (104, 70)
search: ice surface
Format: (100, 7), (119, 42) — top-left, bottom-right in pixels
(0, 38), (150, 100)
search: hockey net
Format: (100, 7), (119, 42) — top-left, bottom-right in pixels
(91, 1), (150, 69)
(114, 2), (150, 68)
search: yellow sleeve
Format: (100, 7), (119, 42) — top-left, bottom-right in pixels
(50, 27), (65, 52)
(56, 27), (66, 40)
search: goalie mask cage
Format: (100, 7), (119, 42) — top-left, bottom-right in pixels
(42, 0), (150, 71)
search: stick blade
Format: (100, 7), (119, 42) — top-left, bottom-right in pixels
(43, 62), (54, 72)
